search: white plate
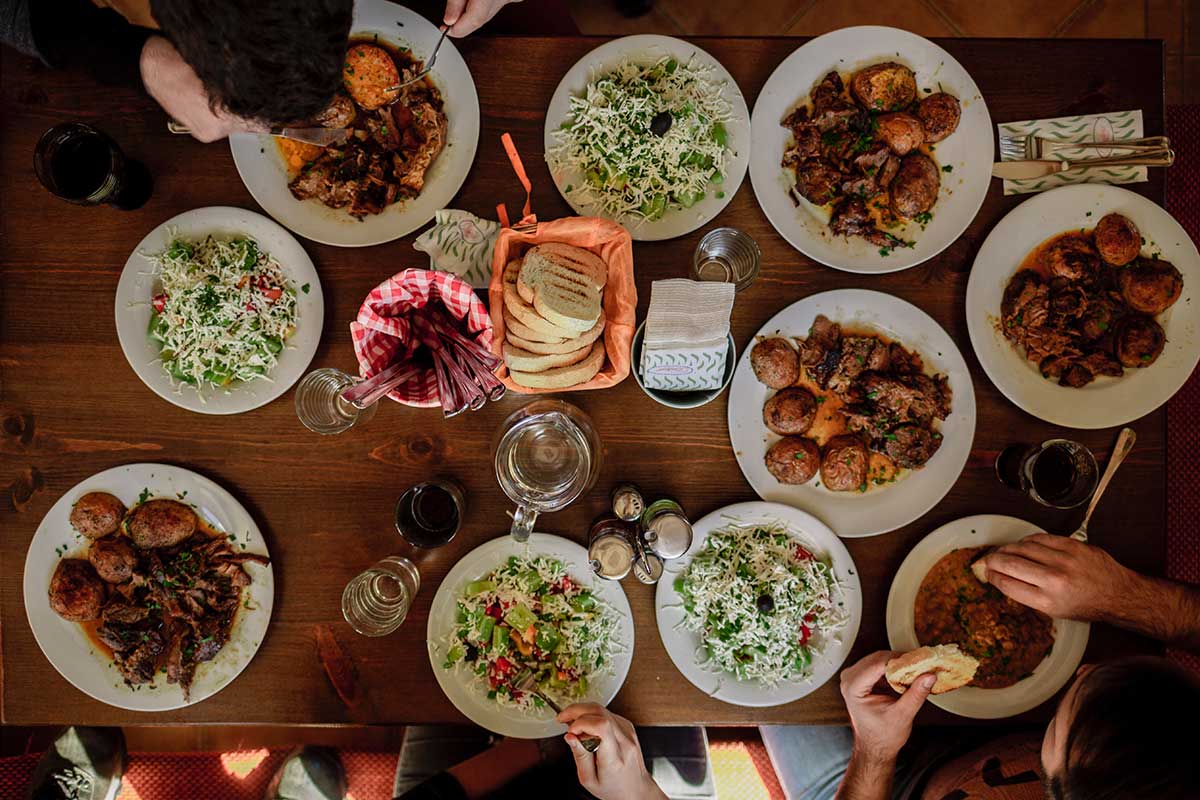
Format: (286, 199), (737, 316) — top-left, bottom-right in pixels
(654, 502), (862, 707)
(114, 206), (323, 415)
(229, 0), (480, 247)
(728, 289), (976, 538)
(427, 533), (635, 738)
(749, 26), (992, 273)
(885, 515), (1089, 719)
(543, 34), (751, 241)
(22, 463), (273, 712)
(966, 183), (1200, 429)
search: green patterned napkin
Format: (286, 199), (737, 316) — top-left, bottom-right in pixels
(412, 209), (500, 288)
(997, 110), (1146, 196)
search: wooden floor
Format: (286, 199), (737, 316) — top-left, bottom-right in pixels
(567, 0), (1197, 104)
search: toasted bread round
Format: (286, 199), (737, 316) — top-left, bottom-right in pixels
(502, 341), (593, 372)
(517, 245), (605, 333)
(342, 44), (401, 111)
(885, 644), (979, 695)
(504, 283), (580, 338)
(502, 309), (565, 344)
(509, 341), (605, 389)
(506, 312), (605, 355)
(524, 243), (607, 290)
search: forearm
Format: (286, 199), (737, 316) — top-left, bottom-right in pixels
(835, 750), (895, 800)
(1104, 570), (1200, 651)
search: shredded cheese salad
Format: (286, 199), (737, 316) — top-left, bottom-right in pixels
(547, 55), (734, 223)
(674, 520), (850, 686)
(442, 554), (618, 714)
(145, 235), (298, 396)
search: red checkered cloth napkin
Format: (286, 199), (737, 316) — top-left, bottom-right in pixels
(1166, 105), (1200, 673)
(350, 269), (493, 408)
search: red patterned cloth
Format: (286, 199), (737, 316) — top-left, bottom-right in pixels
(1166, 105), (1200, 673)
(350, 269), (493, 408)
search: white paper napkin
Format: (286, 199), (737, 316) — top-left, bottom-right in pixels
(641, 279), (735, 392)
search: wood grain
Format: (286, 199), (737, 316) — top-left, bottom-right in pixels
(0, 37), (1168, 726)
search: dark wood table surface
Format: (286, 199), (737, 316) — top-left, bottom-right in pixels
(0, 36), (1168, 726)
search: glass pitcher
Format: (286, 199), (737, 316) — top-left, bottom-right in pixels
(493, 400), (601, 542)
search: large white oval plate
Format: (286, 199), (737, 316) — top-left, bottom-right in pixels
(966, 183), (1200, 429)
(750, 26), (992, 273)
(886, 515), (1089, 719)
(543, 34), (751, 241)
(655, 501), (862, 707)
(115, 206), (323, 415)
(23, 463), (273, 712)
(728, 289), (976, 537)
(427, 533), (635, 738)
(229, 0), (480, 247)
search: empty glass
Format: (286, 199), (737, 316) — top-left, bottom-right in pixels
(295, 368), (378, 434)
(493, 400), (601, 542)
(692, 227), (760, 292)
(996, 439), (1099, 509)
(341, 556), (420, 636)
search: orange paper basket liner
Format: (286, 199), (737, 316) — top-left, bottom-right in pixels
(487, 134), (636, 393)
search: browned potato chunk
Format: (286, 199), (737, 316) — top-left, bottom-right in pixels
(1093, 213), (1141, 266)
(125, 499), (197, 549)
(342, 44), (400, 111)
(765, 437), (821, 484)
(763, 387), (818, 436)
(917, 92), (961, 143)
(875, 112), (925, 155)
(89, 536), (139, 584)
(70, 492), (127, 539)
(49, 559), (106, 621)
(750, 338), (800, 389)
(890, 153), (940, 219)
(820, 434), (869, 492)
(1118, 257), (1184, 314)
(851, 62), (917, 112)
(1114, 315), (1166, 368)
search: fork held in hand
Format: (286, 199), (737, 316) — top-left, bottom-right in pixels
(514, 672), (602, 752)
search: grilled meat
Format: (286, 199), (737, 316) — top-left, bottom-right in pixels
(799, 315), (843, 389)
(830, 198), (900, 248)
(885, 424), (943, 469)
(1042, 233), (1098, 281)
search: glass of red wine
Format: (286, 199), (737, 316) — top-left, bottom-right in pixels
(34, 123), (153, 210)
(394, 479), (465, 548)
(996, 439), (1099, 509)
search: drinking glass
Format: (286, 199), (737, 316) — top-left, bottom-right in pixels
(691, 227), (760, 292)
(34, 123), (153, 210)
(341, 556), (420, 637)
(996, 439), (1099, 509)
(493, 400), (601, 542)
(395, 479), (465, 548)
(295, 368), (378, 434)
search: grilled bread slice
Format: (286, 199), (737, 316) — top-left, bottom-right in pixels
(509, 341), (605, 389)
(503, 309), (567, 344)
(506, 312), (605, 355)
(885, 644), (979, 695)
(517, 244), (606, 333)
(503, 259), (581, 339)
(502, 341), (593, 373)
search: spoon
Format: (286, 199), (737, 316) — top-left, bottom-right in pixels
(1069, 427), (1136, 542)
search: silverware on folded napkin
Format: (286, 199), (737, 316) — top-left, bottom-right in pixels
(167, 120), (350, 146)
(992, 149), (1175, 180)
(999, 134), (1170, 161)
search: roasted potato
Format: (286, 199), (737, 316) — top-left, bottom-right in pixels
(126, 499), (197, 549)
(851, 62), (917, 112)
(750, 338), (800, 389)
(1118, 257), (1184, 314)
(1093, 213), (1141, 266)
(890, 153), (940, 218)
(874, 112), (925, 155)
(1114, 315), (1166, 368)
(49, 559), (106, 621)
(917, 92), (961, 143)
(765, 437), (821, 484)
(70, 492), (127, 539)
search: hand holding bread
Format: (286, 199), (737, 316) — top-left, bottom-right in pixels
(885, 644), (979, 695)
(840, 650), (937, 761)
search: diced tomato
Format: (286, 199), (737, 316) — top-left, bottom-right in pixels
(152, 294), (168, 313)
(494, 656), (513, 674)
(485, 603), (502, 620)
(799, 624), (811, 646)
(804, 613), (816, 623)
(245, 303), (256, 311)
(488, 675), (499, 689)
(794, 545), (812, 561)
(261, 287), (282, 303)
(510, 690), (523, 701)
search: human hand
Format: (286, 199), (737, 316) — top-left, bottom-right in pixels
(557, 703), (666, 800)
(139, 36), (262, 143)
(840, 651), (934, 762)
(443, 0), (518, 37)
(979, 533), (1136, 621)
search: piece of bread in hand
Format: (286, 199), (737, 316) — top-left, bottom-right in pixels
(517, 244), (606, 333)
(885, 644), (979, 695)
(509, 341), (605, 389)
(969, 547), (997, 585)
(507, 312), (605, 355)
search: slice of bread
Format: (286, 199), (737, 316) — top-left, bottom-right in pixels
(970, 557), (990, 585)
(507, 312), (605, 355)
(517, 245), (605, 333)
(509, 341), (605, 389)
(885, 644), (980, 695)
(503, 309), (566, 344)
(504, 282), (581, 339)
(502, 341), (593, 373)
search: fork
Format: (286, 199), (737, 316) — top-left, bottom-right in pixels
(999, 134), (1170, 161)
(513, 671), (601, 752)
(384, 25), (449, 99)
(1069, 427), (1136, 542)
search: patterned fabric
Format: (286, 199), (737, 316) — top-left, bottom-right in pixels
(350, 269), (493, 408)
(997, 110), (1147, 195)
(1165, 105), (1200, 674)
(917, 732), (1044, 800)
(709, 739), (786, 800)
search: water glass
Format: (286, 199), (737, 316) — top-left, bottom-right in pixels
(295, 368), (378, 434)
(692, 227), (761, 292)
(341, 555), (420, 637)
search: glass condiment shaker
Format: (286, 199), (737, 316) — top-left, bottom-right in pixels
(641, 498), (694, 560)
(588, 518), (636, 581)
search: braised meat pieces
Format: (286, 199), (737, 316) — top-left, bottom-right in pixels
(48, 494), (270, 697)
(753, 317), (951, 492)
(1001, 214), (1182, 387)
(782, 61), (960, 249)
(287, 42), (447, 218)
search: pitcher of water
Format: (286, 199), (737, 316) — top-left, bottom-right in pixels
(493, 400), (601, 542)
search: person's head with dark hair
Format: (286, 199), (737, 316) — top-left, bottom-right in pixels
(1042, 657), (1200, 800)
(148, 0), (353, 125)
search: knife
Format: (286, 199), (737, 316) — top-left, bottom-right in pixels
(167, 120), (351, 147)
(993, 149), (1175, 180)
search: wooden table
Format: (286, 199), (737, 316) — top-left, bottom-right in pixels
(0, 37), (1168, 727)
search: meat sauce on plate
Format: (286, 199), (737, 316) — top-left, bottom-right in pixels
(914, 546), (1054, 689)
